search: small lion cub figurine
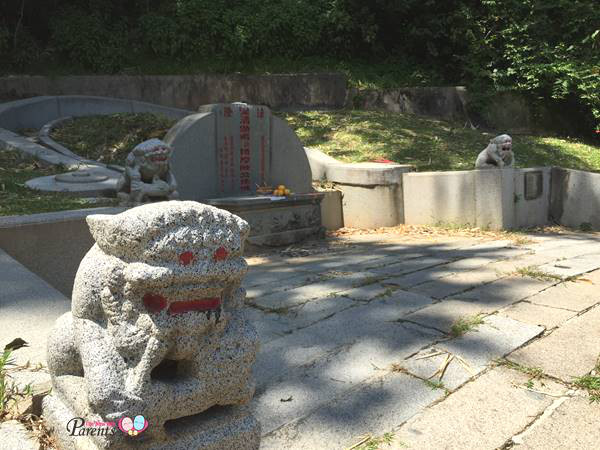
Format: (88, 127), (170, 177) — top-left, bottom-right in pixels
(475, 134), (514, 169)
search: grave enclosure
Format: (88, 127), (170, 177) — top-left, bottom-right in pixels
(165, 102), (323, 246)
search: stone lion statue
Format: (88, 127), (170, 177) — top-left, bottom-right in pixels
(44, 201), (260, 448)
(116, 138), (179, 205)
(475, 134), (514, 169)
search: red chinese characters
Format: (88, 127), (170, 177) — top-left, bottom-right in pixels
(239, 107), (251, 191)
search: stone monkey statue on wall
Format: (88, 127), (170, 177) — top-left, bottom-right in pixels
(475, 134), (514, 169)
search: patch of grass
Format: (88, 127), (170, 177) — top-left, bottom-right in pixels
(573, 359), (600, 402)
(496, 359), (545, 389)
(423, 379), (446, 391)
(450, 314), (485, 337)
(281, 110), (600, 171)
(496, 359), (544, 379)
(0, 150), (117, 216)
(514, 266), (563, 281)
(0, 349), (32, 420)
(354, 432), (396, 450)
(50, 113), (176, 166)
(574, 375), (600, 402)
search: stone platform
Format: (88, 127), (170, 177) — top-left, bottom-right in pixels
(208, 193), (324, 246)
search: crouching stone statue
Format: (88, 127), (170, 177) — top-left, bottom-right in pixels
(43, 201), (260, 449)
(475, 134), (515, 169)
(116, 139), (179, 205)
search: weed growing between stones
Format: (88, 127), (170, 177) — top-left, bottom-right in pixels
(573, 360), (600, 402)
(0, 348), (31, 419)
(423, 379), (446, 391)
(351, 432), (396, 450)
(450, 314), (485, 337)
(514, 266), (563, 282)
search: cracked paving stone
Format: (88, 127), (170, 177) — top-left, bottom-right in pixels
(499, 301), (576, 329)
(253, 302), (442, 389)
(251, 271), (377, 310)
(526, 280), (600, 312)
(400, 316), (544, 390)
(513, 395), (600, 449)
(392, 366), (566, 450)
(401, 315), (544, 390)
(404, 298), (491, 333)
(537, 253), (600, 279)
(509, 304), (600, 380)
(260, 371), (444, 450)
(410, 266), (505, 300)
(454, 276), (557, 310)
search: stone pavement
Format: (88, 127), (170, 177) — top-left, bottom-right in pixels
(242, 230), (600, 449)
(2, 229), (600, 449)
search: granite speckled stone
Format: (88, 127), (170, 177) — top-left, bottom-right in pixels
(43, 201), (260, 449)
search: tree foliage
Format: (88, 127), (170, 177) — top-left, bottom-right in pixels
(0, 0), (598, 131)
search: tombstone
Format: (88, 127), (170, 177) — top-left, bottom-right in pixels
(164, 102), (323, 245)
(43, 201), (260, 449)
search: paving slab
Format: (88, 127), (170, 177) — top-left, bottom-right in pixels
(509, 305), (600, 380)
(254, 327), (440, 435)
(260, 372), (444, 450)
(411, 266), (504, 299)
(245, 272), (322, 299)
(404, 298), (491, 333)
(393, 366), (565, 450)
(337, 282), (391, 301)
(244, 307), (295, 344)
(526, 280), (600, 312)
(537, 253), (600, 278)
(513, 396), (600, 449)
(250, 271), (376, 310)
(455, 276), (556, 310)
(283, 295), (357, 329)
(367, 256), (451, 277)
(0, 249), (70, 366)
(367, 289), (435, 320)
(254, 302), (441, 388)
(244, 263), (307, 288)
(401, 315), (544, 390)
(499, 301), (576, 329)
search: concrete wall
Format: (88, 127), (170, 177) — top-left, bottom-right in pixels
(403, 171), (477, 227)
(550, 168), (600, 230)
(0, 95), (192, 132)
(0, 207), (125, 296)
(305, 147), (413, 228)
(403, 168), (552, 230)
(347, 86), (468, 122)
(0, 73), (347, 111)
(513, 167), (552, 228)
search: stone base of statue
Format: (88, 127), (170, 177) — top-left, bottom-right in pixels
(43, 393), (260, 450)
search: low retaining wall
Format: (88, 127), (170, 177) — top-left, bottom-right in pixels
(346, 86), (468, 122)
(0, 95), (191, 132)
(551, 168), (600, 229)
(0, 73), (347, 111)
(0, 207), (125, 296)
(403, 168), (552, 230)
(306, 148), (413, 228)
